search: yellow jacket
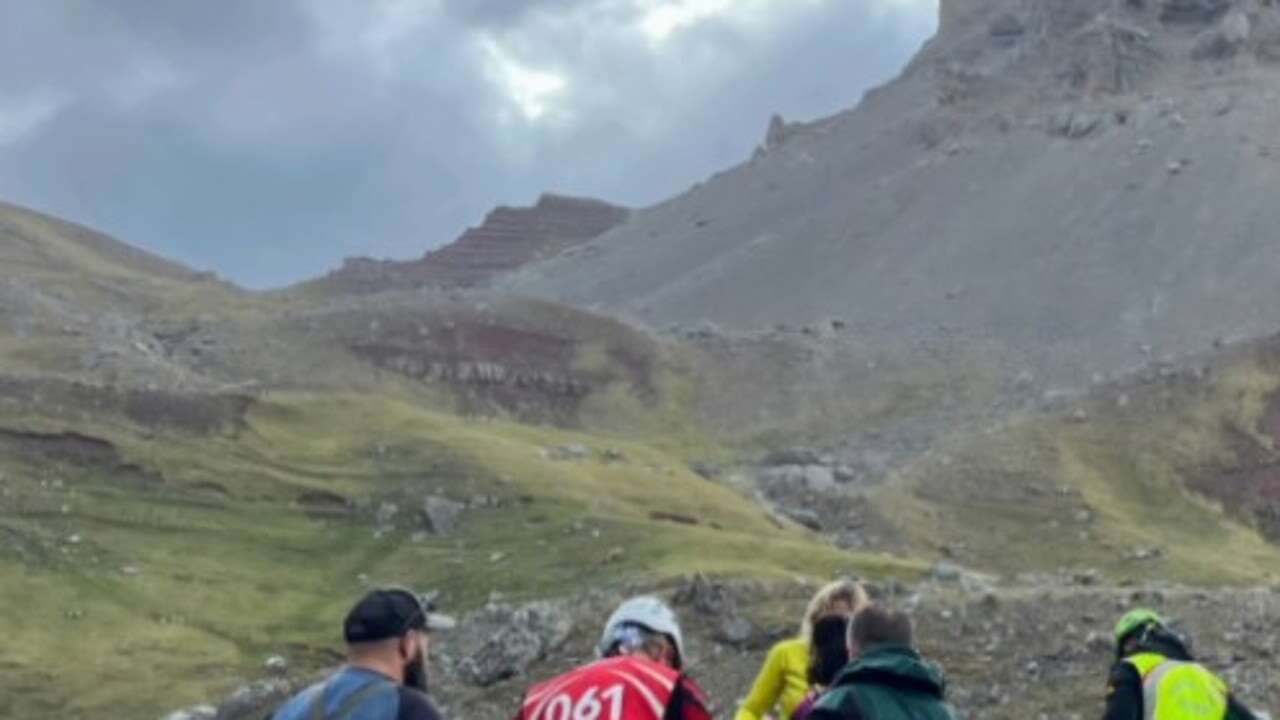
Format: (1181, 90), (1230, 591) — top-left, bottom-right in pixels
(735, 638), (811, 720)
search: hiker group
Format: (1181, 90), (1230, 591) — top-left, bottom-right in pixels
(271, 581), (1261, 720)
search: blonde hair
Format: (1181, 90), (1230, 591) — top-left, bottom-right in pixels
(800, 579), (870, 638)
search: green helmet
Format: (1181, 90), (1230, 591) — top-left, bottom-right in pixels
(1114, 608), (1166, 644)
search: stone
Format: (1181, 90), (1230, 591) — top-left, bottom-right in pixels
(783, 507), (823, 531)
(455, 601), (574, 687)
(931, 561), (964, 583)
(1086, 631), (1112, 652)
(1223, 8), (1251, 41)
(422, 495), (465, 535)
(1072, 569), (1101, 586)
(761, 447), (823, 466)
(163, 705), (218, 720)
(801, 465), (836, 492)
(1194, 11), (1251, 59)
(764, 114), (796, 152)
(1130, 546), (1164, 561)
(215, 679), (293, 720)
(674, 573), (737, 615)
(1012, 370), (1036, 392)
(689, 462), (721, 479)
(1160, 0), (1230, 25)
(264, 655), (289, 676)
(375, 502), (399, 528)
(1050, 111), (1102, 139)
(551, 444), (591, 461)
(716, 616), (757, 646)
(989, 13), (1026, 45)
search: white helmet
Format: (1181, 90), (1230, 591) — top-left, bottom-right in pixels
(597, 596), (686, 668)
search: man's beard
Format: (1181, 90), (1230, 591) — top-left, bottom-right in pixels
(404, 650), (429, 693)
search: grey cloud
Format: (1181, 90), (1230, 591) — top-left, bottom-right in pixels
(0, 0), (935, 288)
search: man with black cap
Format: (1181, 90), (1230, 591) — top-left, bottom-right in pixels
(271, 588), (453, 720)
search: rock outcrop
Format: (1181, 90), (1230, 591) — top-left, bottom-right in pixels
(315, 194), (628, 294)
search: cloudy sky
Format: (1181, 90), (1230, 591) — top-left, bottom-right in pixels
(1, 0), (936, 288)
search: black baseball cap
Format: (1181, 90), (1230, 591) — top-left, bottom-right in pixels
(343, 588), (456, 644)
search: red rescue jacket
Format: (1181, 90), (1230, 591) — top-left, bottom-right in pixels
(519, 656), (711, 720)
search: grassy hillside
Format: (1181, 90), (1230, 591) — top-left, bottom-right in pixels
(9, 199), (1280, 719)
(0, 390), (920, 720)
(877, 342), (1280, 584)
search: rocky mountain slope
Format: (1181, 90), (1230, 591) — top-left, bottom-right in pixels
(306, 194), (628, 296)
(194, 576), (1280, 720)
(504, 0), (1280, 394)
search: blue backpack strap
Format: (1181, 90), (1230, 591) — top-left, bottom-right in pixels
(308, 679), (392, 720)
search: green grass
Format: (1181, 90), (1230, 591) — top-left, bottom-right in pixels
(878, 348), (1280, 584)
(0, 391), (919, 720)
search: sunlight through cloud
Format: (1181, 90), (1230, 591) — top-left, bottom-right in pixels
(480, 37), (570, 124)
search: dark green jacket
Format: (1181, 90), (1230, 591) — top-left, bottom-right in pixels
(808, 645), (955, 720)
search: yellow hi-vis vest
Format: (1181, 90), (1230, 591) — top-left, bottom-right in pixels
(1126, 653), (1229, 720)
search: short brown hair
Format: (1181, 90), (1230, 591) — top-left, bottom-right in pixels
(850, 605), (913, 649)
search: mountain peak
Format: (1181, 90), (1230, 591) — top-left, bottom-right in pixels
(924, 0), (1278, 102)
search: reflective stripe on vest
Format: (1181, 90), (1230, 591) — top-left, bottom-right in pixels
(1126, 654), (1228, 720)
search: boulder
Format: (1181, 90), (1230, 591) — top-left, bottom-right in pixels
(931, 561), (965, 583)
(422, 495), (465, 535)
(375, 502), (399, 528)
(673, 573), (737, 615)
(1049, 110), (1102, 139)
(801, 465), (836, 492)
(264, 655), (289, 677)
(689, 462), (722, 479)
(1160, 0), (1230, 24)
(782, 507), (823, 532)
(989, 13), (1026, 46)
(761, 447), (823, 466)
(716, 616), (757, 647)
(454, 602), (574, 687)
(764, 114), (797, 152)
(760, 464), (835, 493)
(550, 444), (591, 461)
(1193, 9), (1251, 59)
(215, 679), (294, 720)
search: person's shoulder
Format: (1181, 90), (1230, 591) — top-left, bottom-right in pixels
(1108, 659), (1141, 683)
(808, 688), (860, 720)
(678, 674), (711, 705)
(769, 637), (809, 662)
(270, 682), (325, 720)
(773, 637), (807, 652)
(396, 687), (444, 720)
